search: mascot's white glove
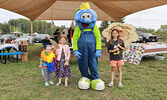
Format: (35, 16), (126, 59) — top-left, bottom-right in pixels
(74, 50), (81, 59)
(95, 50), (101, 58)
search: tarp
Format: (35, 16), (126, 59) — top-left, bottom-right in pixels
(0, 0), (167, 21)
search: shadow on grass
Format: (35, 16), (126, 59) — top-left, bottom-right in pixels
(142, 56), (155, 62)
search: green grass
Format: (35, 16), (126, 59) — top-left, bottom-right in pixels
(0, 44), (167, 100)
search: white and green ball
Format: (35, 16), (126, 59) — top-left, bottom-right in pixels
(78, 77), (90, 89)
(91, 79), (105, 90)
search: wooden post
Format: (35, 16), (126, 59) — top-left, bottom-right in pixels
(31, 21), (33, 37)
(21, 40), (28, 62)
(30, 21), (34, 45)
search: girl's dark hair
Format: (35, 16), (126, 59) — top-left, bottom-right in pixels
(55, 29), (59, 33)
(110, 29), (120, 45)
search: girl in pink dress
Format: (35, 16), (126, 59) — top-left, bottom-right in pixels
(55, 35), (71, 87)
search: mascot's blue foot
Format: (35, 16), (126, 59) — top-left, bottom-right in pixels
(78, 77), (90, 89)
(91, 79), (105, 90)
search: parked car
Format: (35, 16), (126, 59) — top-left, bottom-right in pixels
(34, 34), (51, 43)
(136, 35), (144, 43)
(15, 36), (34, 44)
(138, 33), (158, 43)
(158, 36), (163, 39)
(0, 34), (17, 42)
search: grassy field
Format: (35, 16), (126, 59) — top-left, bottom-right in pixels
(0, 43), (167, 100)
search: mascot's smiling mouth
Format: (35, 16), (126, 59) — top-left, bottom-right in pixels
(82, 23), (89, 28)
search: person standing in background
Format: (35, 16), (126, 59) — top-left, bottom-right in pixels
(53, 29), (61, 43)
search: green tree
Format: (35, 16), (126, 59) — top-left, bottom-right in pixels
(0, 23), (3, 29)
(8, 18), (31, 33)
(70, 21), (75, 29)
(33, 21), (43, 34)
(158, 25), (167, 33)
(47, 22), (52, 35)
(99, 18), (125, 33)
(21, 19), (31, 33)
(1, 22), (10, 34)
(0, 23), (3, 34)
(1, 18), (68, 35)
(59, 25), (66, 33)
(99, 21), (109, 32)
(136, 27), (155, 34)
(156, 25), (167, 41)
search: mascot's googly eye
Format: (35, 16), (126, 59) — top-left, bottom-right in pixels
(81, 13), (92, 19)
(87, 13), (92, 18)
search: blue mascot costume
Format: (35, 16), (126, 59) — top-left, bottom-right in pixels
(73, 2), (105, 90)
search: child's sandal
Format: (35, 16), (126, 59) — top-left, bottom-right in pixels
(56, 82), (61, 86)
(65, 83), (68, 87)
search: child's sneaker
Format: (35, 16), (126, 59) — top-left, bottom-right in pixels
(118, 82), (122, 87)
(108, 81), (114, 87)
(45, 82), (49, 86)
(49, 81), (54, 85)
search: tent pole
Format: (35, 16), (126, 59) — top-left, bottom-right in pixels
(29, 20), (34, 45)
(31, 21), (33, 37)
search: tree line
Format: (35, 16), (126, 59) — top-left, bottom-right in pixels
(99, 19), (167, 38)
(0, 18), (167, 38)
(0, 18), (67, 35)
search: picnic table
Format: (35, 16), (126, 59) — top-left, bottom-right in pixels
(123, 42), (167, 65)
(0, 44), (23, 64)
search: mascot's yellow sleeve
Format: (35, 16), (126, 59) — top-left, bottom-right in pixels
(73, 25), (101, 50)
(73, 26), (81, 51)
(94, 25), (102, 50)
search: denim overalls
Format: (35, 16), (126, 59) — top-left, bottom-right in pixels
(77, 29), (100, 80)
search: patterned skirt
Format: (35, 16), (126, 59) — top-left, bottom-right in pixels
(55, 49), (71, 79)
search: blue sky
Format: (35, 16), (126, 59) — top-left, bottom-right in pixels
(1, 4), (167, 30)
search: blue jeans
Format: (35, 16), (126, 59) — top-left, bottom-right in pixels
(77, 30), (100, 80)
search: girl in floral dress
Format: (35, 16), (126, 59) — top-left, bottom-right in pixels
(55, 35), (71, 87)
